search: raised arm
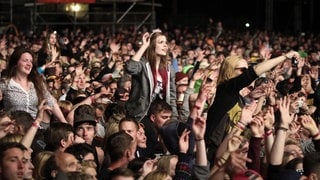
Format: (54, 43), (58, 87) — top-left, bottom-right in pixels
(21, 100), (51, 148)
(254, 51), (299, 76)
(270, 96), (295, 165)
(131, 32), (150, 62)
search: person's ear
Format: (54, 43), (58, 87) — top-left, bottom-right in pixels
(60, 139), (67, 148)
(150, 114), (155, 123)
(14, 125), (23, 134)
(51, 170), (58, 178)
(125, 149), (131, 159)
(309, 173), (319, 180)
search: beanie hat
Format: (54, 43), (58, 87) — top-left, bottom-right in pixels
(175, 72), (188, 84)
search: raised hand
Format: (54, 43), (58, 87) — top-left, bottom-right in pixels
(36, 99), (52, 122)
(226, 150), (252, 175)
(278, 96), (295, 128)
(288, 121), (301, 138)
(191, 69), (205, 82)
(110, 42), (120, 54)
(239, 101), (257, 126)
(300, 115), (319, 136)
(142, 32), (151, 47)
(51, 46), (59, 61)
(197, 77), (213, 103)
(250, 115), (265, 138)
(192, 114), (206, 141)
(263, 106), (275, 131)
(227, 135), (242, 152)
(140, 159), (157, 178)
(179, 129), (190, 154)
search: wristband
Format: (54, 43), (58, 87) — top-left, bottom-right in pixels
(195, 138), (204, 141)
(216, 156), (228, 168)
(311, 132), (320, 139)
(235, 124), (244, 131)
(237, 121), (246, 130)
(90, 96), (95, 103)
(277, 126), (288, 132)
(264, 129), (273, 137)
(193, 104), (201, 110)
(32, 121), (41, 128)
(238, 121), (247, 127)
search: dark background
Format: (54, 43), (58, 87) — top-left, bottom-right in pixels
(156, 0), (320, 33)
(1, 0), (319, 33)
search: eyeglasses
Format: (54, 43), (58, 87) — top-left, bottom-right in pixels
(235, 67), (247, 73)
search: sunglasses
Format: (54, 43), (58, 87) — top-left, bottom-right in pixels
(235, 67), (248, 72)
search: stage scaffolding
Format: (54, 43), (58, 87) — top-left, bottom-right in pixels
(23, 0), (160, 33)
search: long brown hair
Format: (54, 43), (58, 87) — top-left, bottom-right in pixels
(43, 31), (61, 55)
(5, 47), (47, 104)
(144, 32), (169, 97)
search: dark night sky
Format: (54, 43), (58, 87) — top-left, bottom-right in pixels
(5, 0), (320, 33)
(156, 0), (320, 32)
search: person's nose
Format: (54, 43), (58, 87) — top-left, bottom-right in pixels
(83, 128), (88, 136)
(29, 162), (34, 169)
(18, 160), (25, 170)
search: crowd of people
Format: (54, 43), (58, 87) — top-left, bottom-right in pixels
(0, 21), (319, 180)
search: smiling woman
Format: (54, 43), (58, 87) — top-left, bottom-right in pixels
(0, 47), (67, 126)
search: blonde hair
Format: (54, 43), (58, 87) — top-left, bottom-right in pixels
(0, 133), (23, 144)
(82, 160), (97, 170)
(33, 151), (54, 180)
(143, 170), (171, 180)
(282, 138), (303, 166)
(81, 160), (97, 176)
(156, 155), (177, 175)
(217, 55), (242, 85)
(105, 122), (119, 140)
(58, 100), (73, 117)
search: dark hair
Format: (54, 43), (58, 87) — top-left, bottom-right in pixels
(11, 110), (34, 133)
(105, 131), (133, 162)
(303, 152), (320, 176)
(65, 143), (98, 166)
(66, 171), (95, 180)
(0, 142), (27, 163)
(43, 155), (59, 180)
(148, 99), (172, 116)
(45, 122), (74, 151)
(5, 47), (46, 104)
(285, 157), (303, 170)
(128, 157), (149, 179)
(254, 77), (269, 88)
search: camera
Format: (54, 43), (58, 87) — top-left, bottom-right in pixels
(291, 57), (298, 67)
